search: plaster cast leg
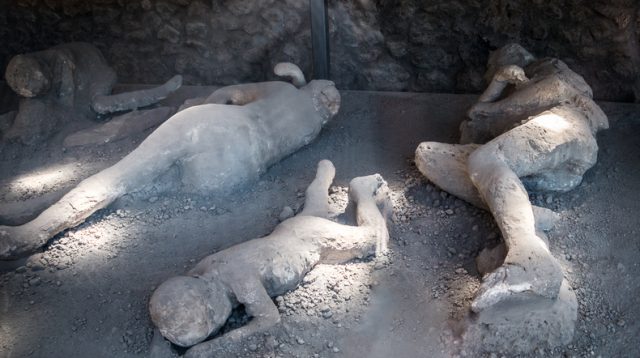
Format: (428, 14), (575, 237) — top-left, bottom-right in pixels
(0, 126), (188, 259)
(348, 174), (390, 255)
(468, 154), (563, 312)
(291, 172), (390, 264)
(91, 75), (183, 114)
(415, 142), (485, 208)
(463, 113), (597, 311)
(466, 106), (599, 311)
(415, 141), (561, 232)
(299, 159), (335, 218)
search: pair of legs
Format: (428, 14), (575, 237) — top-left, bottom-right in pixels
(416, 106), (597, 311)
(299, 160), (390, 257)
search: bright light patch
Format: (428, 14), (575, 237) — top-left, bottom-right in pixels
(535, 113), (570, 132)
(7, 163), (77, 194)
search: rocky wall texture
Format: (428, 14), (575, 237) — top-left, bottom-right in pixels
(1, 0), (639, 101)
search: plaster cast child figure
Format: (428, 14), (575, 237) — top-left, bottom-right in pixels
(149, 160), (391, 357)
(415, 44), (608, 312)
(0, 63), (340, 259)
(3, 42), (183, 144)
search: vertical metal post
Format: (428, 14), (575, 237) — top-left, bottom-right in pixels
(309, 0), (330, 79)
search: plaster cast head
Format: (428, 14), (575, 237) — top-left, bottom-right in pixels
(302, 79), (341, 124)
(569, 95), (609, 133)
(5, 55), (51, 98)
(485, 44), (536, 83)
(149, 276), (232, 347)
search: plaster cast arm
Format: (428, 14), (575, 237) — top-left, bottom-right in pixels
(184, 278), (280, 358)
(203, 82), (294, 106)
(477, 65), (529, 103)
(91, 75), (183, 114)
(461, 65), (532, 143)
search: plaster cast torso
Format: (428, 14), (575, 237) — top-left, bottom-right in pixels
(149, 83), (323, 192)
(186, 215), (376, 300)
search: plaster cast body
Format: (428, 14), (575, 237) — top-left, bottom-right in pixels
(415, 44), (608, 313)
(0, 64), (340, 259)
(3, 42), (182, 144)
(149, 160), (390, 357)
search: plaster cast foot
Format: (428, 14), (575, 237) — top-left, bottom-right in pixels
(471, 236), (563, 313)
(349, 174), (386, 204)
(299, 159), (335, 218)
(0, 226), (40, 260)
(348, 174), (390, 254)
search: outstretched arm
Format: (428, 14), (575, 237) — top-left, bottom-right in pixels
(203, 82), (293, 106)
(203, 62), (306, 105)
(477, 65), (529, 103)
(462, 65), (532, 143)
(91, 75), (183, 114)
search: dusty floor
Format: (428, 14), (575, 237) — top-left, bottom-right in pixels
(0, 85), (639, 358)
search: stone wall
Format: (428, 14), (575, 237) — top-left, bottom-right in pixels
(1, 0), (638, 101)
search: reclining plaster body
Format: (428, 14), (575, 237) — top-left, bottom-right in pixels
(0, 63), (340, 260)
(149, 160), (390, 357)
(3, 42), (182, 144)
(415, 44), (608, 311)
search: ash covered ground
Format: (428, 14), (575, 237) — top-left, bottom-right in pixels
(0, 87), (639, 357)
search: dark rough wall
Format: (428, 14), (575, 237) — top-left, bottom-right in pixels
(1, 0), (639, 101)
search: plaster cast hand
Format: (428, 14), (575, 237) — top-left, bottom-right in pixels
(184, 280), (280, 358)
(475, 65), (530, 105)
(494, 65), (529, 86)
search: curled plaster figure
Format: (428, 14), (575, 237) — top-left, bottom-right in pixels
(149, 160), (390, 356)
(0, 63), (340, 260)
(3, 42), (183, 144)
(415, 44), (607, 340)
